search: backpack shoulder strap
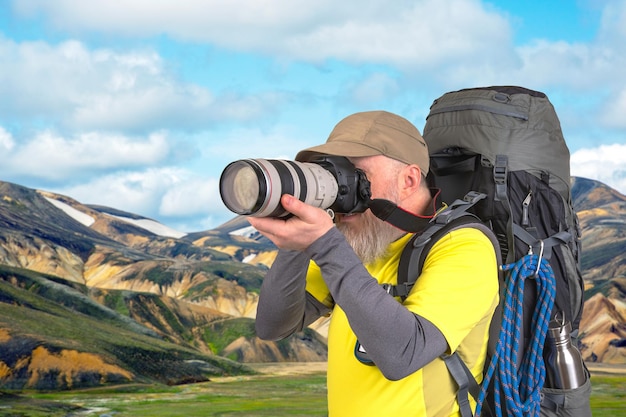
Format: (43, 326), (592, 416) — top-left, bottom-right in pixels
(388, 191), (493, 300)
(387, 191), (502, 417)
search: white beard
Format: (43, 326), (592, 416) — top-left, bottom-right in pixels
(337, 209), (404, 264)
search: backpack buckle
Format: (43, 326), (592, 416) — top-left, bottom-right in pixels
(493, 155), (508, 184)
(380, 283), (412, 299)
(493, 155), (508, 201)
(463, 191), (487, 204)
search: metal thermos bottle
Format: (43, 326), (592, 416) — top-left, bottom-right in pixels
(545, 318), (586, 389)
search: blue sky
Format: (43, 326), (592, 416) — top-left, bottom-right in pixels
(1, 0), (625, 232)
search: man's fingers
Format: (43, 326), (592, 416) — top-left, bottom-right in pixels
(247, 195), (334, 251)
(281, 194), (324, 224)
(280, 194), (302, 216)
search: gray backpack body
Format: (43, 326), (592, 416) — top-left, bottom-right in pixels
(423, 86), (584, 331)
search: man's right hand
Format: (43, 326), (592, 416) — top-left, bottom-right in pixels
(247, 194), (335, 251)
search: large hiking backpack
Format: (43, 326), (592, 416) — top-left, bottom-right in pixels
(395, 86), (589, 416)
(423, 86), (584, 329)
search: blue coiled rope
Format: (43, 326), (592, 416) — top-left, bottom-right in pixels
(474, 250), (556, 417)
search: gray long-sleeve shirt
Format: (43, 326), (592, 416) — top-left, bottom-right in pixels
(255, 227), (447, 381)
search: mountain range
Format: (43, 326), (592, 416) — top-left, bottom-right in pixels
(0, 176), (624, 390)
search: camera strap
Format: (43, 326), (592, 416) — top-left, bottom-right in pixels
(368, 188), (443, 233)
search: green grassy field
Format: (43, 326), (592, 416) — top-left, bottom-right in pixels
(589, 373), (626, 417)
(0, 372), (328, 417)
(1, 366), (624, 416)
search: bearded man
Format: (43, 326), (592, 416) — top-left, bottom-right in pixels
(250, 111), (499, 417)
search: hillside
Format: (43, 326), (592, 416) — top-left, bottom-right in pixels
(572, 178), (626, 283)
(571, 177), (626, 364)
(0, 265), (250, 389)
(0, 176), (625, 390)
(0, 180), (325, 390)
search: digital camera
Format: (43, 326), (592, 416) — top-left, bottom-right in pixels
(219, 155), (371, 218)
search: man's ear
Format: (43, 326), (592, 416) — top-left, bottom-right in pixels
(399, 164), (423, 199)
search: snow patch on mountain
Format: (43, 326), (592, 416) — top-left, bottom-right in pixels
(45, 197), (95, 227)
(108, 214), (187, 239)
(241, 253), (257, 263)
(45, 197), (186, 238)
(229, 225), (259, 239)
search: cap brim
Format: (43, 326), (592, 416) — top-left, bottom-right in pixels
(296, 141), (382, 162)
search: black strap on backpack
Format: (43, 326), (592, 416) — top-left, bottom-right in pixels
(443, 353), (482, 417)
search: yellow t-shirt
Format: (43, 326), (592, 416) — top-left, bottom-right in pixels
(306, 228), (499, 417)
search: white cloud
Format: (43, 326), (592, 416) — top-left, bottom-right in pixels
(0, 37), (282, 132)
(201, 125), (321, 163)
(54, 167), (187, 217)
(345, 72), (400, 106)
(600, 87), (626, 129)
(279, 0), (515, 70)
(0, 39), (158, 127)
(513, 40), (624, 91)
(570, 143), (626, 194)
(0, 126), (15, 151)
(7, 1), (626, 102)
(52, 167), (230, 227)
(159, 177), (220, 217)
(598, 0), (626, 44)
(12, 0), (515, 68)
(12, 0), (626, 97)
(2, 130), (171, 180)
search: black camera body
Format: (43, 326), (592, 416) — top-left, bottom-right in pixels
(219, 155), (371, 218)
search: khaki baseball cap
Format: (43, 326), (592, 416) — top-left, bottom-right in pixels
(296, 110), (429, 175)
